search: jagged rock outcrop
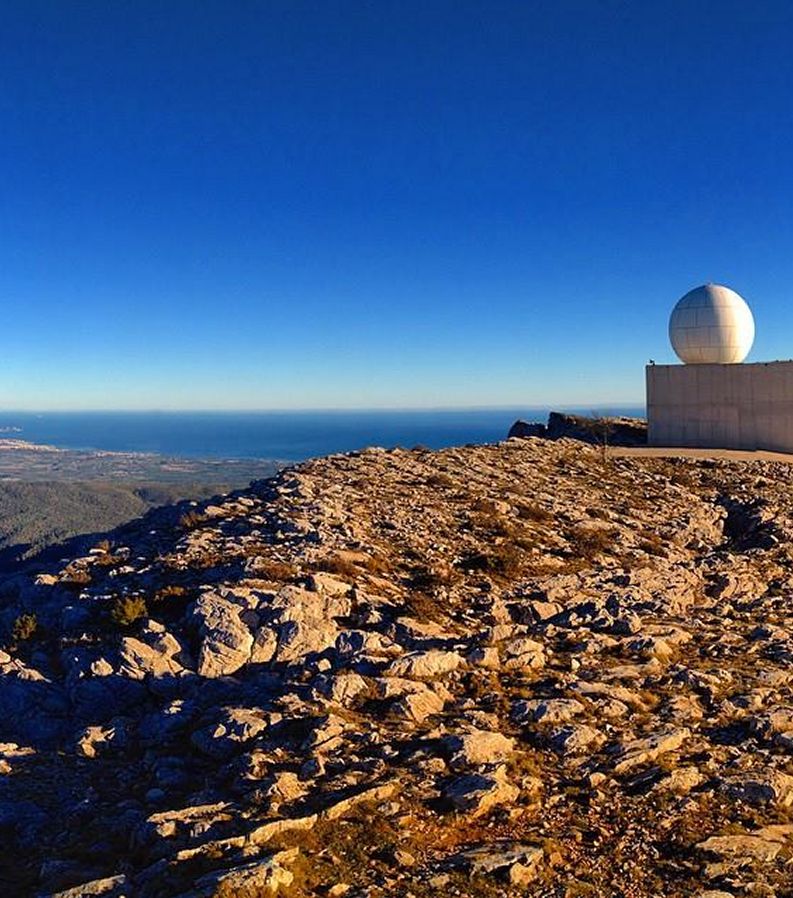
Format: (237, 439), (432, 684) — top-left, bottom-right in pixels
(2, 438), (793, 896)
(509, 410), (647, 445)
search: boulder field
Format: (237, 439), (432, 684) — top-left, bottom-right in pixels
(1, 437), (793, 896)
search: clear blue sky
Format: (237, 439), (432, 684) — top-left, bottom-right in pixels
(2, 1), (793, 410)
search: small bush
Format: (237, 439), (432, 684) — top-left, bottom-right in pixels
(250, 558), (299, 581)
(360, 554), (391, 575)
(61, 564), (92, 588)
(313, 555), (359, 579)
(93, 551), (123, 568)
(153, 584), (188, 601)
(179, 510), (208, 530)
(569, 525), (617, 560)
(472, 511), (518, 539)
(638, 531), (667, 556)
(111, 595), (147, 627)
(426, 472), (454, 488)
(456, 544), (523, 578)
(403, 591), (447, 623)
(406, 562), (459, 592)
(12, 613), (37, 642)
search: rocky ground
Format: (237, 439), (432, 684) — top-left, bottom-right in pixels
(1, 437), (793, 897)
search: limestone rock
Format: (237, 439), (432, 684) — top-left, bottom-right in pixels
(613, 727), (691, 774)
(9, 434), (793, 897)
(697, 832), (785, 863)
(118, 620), (188, 679)
(75, 722), (126, 758)
(393, 686), (446, 723)
(137, 802), (234, 849)
(184, 849), (299, 897)
(191, 707), (269, 758)
(271, 584), (351, 662)
(550, 723), (604, 756)
(718, 771), (793, 808)
(445, 729), (515, 769)
(323, 782), (397, 820)
(192, 590), (254, 677)
(513, 697), (585, 724)
(385, 649), (464, 680)
(501, 637), (546, 671)
(444, 766), (519, 816)
(45, 876), (129, 898)
(449, 841), (544, 884)
(320, 670), (369, 706)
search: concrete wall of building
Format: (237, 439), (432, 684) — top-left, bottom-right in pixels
(647, 360), (793, 453)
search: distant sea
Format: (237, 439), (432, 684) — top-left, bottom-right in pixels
(0, 408), (645, 462)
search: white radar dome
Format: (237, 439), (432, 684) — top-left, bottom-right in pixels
(669, 284), (754, 364)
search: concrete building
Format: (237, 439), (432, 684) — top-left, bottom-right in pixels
(647, 284), (793, 453)
(647, 359), (793, 453)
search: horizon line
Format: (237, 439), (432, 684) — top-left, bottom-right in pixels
(0, 402), (646, 415)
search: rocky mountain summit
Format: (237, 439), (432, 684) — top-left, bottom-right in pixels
(1, 437), (793, 896)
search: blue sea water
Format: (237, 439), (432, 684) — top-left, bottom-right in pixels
(0, 408), (645, 462)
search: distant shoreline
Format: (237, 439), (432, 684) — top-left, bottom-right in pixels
(0, 407), (646, 462)
(0, 439), (283, 485)
(0, 439), (60, 453)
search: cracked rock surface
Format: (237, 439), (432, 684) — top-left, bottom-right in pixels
(2, 437), (793, 896)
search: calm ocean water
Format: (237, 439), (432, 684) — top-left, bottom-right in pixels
(0, 408), (644, 462)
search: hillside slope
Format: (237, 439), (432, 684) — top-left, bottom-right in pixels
(1, 438), (793, 897)
(0, 481), (242, 566)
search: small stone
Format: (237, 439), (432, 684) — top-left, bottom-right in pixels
(393, 848), (416, 866)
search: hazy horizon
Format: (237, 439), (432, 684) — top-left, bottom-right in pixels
(0, 402), (645, 414)
(0, 405), (646, 460)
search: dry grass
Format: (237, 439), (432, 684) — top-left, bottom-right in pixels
(60, 564), (92, 588)
(312, 555), (360, 579)
(426, 472), (454, 489)
(456, 543), (523, 579)
(179, 510), (208, 530)
(568, 525), (617, 560)
(249, 558), (300, 581)
(11, 612), (37, 643)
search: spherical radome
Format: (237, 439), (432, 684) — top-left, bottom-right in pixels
(668, 284), (755, 364)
